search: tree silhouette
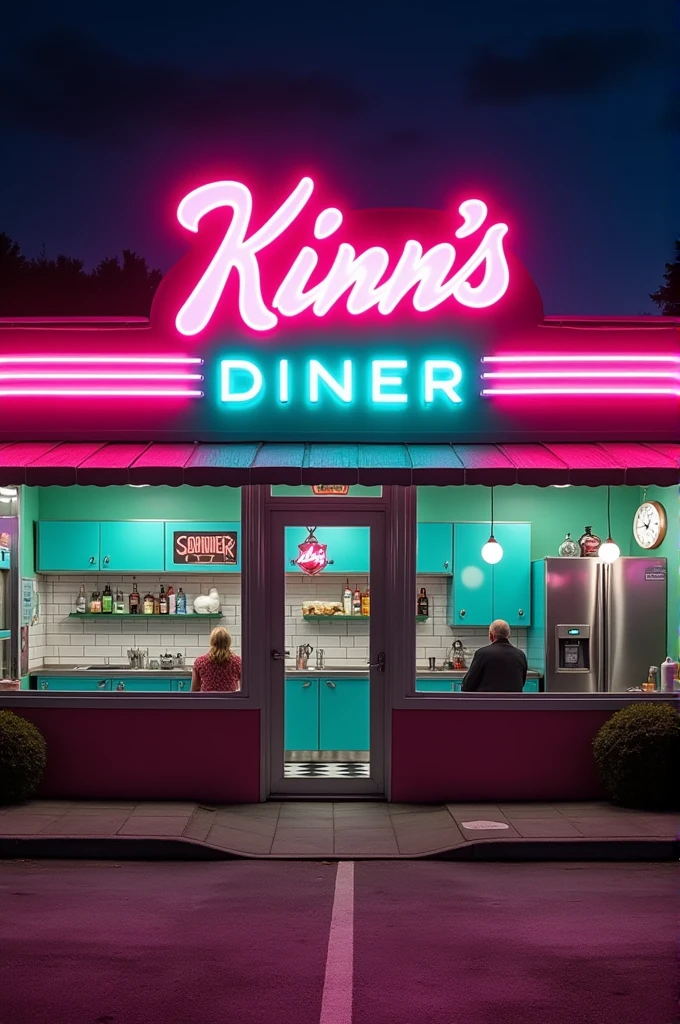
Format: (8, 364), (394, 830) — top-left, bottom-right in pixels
(650, 239), (680, 316)
(0, 234), (162, 317)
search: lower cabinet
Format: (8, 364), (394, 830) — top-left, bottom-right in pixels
(110, 678), (175, 693)
(416, 677), (541, 693)
(36, 676), (110, 691)
(319, 678), (369, 751)
(284, 678), (320, 751)
(35, 675), (192, 692)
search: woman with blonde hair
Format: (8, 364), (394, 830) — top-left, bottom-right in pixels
(190, 626), (241, 692)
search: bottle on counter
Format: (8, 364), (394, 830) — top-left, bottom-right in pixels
(153, 592), (161, 615)
(128, 578), (140, 615)
(90, 590), (101, 614)
(176, 588), (187, 614)
(558, 532), (580, 557)
(159, 584), (168, 615)
(343, 579), (353, 615)
(417, 587), (429, 617)
(361, 589), (370, 616)
(143, 590), (155, 615)
(76, 584), (87, 614)
(167, 585), (176, 614)
(101, 584), (113, 614)
(578, 526), (601, 557)
(114, 588), (125, 614)
(353, 584), (362, 615)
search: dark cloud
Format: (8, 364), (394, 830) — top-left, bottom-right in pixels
(360, 128), (433, 161)
(462, 29), (660, 105)
(0, 30), (365, 142)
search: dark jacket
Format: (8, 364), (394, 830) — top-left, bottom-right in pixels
(461, 638), (527, 693)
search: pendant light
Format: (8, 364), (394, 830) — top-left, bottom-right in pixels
(598, 485), (620, 563)
(481, 486), (504, 564)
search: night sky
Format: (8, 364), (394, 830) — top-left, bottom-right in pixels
(0, 1), (676, 315)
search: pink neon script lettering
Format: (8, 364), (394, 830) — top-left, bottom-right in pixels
(175, 179), (510, 335)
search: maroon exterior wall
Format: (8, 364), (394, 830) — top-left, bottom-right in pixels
(391, 709), (611, 803)
(12, 708), (260, 803)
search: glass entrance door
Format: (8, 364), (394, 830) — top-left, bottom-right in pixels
(268, 509), (386, 796)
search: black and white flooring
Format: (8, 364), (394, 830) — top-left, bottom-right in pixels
(284, 762), (370, 778)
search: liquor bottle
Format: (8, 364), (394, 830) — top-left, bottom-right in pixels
(114, 588), (125, 614)
(558, 533), (580, 557)
(361, 589), (370, 616)
(417, 587), (429, 617)
(578, 526), (602, 558)
(76, 584), (87, 614)
(153, 592), (161, 615)
(101, 584), (113, 614)
(343, 579), (353, 615)
(353, 584), (361, 615)
(176, 588), (187, 614)
(143, 590), (155, 615)
(159, 585), (168, 615)
(167, 586), (176, 614)
(128, 578), (140, 615)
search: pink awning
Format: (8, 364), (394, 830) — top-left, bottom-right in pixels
(0, 441), (677, 487)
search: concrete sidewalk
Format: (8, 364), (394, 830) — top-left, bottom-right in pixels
(0, 799), (677, 859)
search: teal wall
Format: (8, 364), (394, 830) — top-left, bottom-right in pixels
(645, 485), (679, 660)
(33, 485), (241, 521)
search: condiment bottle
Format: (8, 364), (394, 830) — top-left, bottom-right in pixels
(417, 587), (429, 616)
(353, 585), (361, 615)
(153, 592), (161, 615)
(343, 580), (353, 615)
(143, 591), (155, 615)
(114, 588), (125, 613)
(578, 526), (601, 557)
(76, 584), (87, 614)
(176, 588), (187, 614)
(128, 578), (140, 614)
(159, 585), (168, 615)
(101, 584), (113, 614)
(167, 586), (176, 614)
(361, 589), (370, 616)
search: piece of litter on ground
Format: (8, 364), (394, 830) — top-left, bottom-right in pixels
(460, 820), (510, 830)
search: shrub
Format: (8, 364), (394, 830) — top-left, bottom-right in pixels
(0, 710), (47, 804)
(593, 702), (680, 811)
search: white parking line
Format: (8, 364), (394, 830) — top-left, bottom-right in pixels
(320, 861), (354, 1024)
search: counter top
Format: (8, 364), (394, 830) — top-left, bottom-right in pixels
(33, 666), (190, 678)
(285, 667), (544, 678)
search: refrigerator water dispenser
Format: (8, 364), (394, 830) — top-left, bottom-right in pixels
(556, 625), (590, 672)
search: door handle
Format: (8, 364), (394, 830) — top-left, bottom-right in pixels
(459, 610), (465, 618)
(302, 680), (312, 689)
(368, 651), (385, 672)
(89, 556), (96, 564)
(326, 680), (336, 689)
(443, 560), (450, 570)
(103, 556), (110, 565)
(518, 609), (524, 617)
(271, 649), (290, 661)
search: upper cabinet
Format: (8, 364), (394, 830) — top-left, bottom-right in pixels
(285, 526), (370, 574)
(417, 523), (453, 574)
(451, 522), (531, 627)
(37, 521), (101, 572)
(165, 521), (241, 573)
(36, 520), (241, 573)
(100, 522), (165, 573)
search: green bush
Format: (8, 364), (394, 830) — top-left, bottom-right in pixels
(593, 702), (680, 811)
(0, 711), (47, 804)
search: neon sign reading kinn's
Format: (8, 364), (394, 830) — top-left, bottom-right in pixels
(175, 178), (510, 335)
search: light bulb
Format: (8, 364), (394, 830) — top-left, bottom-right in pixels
(598, 538), (620, 563)
(481, 536), (504, 564)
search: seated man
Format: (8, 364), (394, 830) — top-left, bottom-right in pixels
(461, 619), (527, 693)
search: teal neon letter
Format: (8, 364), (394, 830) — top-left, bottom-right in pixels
(424, 360), (463, 403)
(371, 360), (408, 404)
(309, 360), (353, 403)
(279, 359), (289, 403)
(221, 360), (263, 402)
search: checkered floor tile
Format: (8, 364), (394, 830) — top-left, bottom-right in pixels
(284, 762), (370, 778)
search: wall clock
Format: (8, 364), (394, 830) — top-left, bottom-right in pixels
(633, 501), (667, 550)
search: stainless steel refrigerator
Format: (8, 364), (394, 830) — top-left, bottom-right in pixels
(529, 557), (668, 692)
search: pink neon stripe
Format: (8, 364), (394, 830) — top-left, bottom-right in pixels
(481, 355), (679, 364)
(0, 389), (204, 397)
(0, 373), (204, 381)
(481, 371), (680, 380)
(0, 356), (203, 364)
(482, 387), (680, 396)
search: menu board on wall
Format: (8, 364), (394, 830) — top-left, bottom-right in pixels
(172, 531), (238, 566)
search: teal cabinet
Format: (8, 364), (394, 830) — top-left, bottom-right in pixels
(174, 678), (193, 692)
(109, 677), (173, 692)
(451, 522), (531, 627)
(100, 522), (164, 573)
(37, 521), (100, 572)
(36, 676), (110, 691)
(285, 678), (319, 750)
(285, 526), (370, 575)
(451, 523), (493, 626)
(492, 524), (531, 627)
(416, 524), (453, 574)
(0, 548), (10, 568)
(319, 677), (369, 751)
(416, 678), (454, 692)
(164, 522), (241, 573)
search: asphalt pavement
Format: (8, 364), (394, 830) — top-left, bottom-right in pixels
(0, 860), (675, 1024)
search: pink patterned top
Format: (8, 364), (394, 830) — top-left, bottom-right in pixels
(192, 653), (242, 692)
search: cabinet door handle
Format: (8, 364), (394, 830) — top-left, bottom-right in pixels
(103, 556), (110, 565)
(326, 680), (336, 689)
(518, 609), (524, 617)
(459, 609), (466, 618)
(89, 556), (96, 564)
(40, 681), (48, 690)
(443, 560), (450, 569)
(302, 680), (312, 689)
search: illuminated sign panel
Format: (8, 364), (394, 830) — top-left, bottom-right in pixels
(0, 175), (676, 443)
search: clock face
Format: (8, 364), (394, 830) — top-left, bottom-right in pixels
(633, 501), (667, 550)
